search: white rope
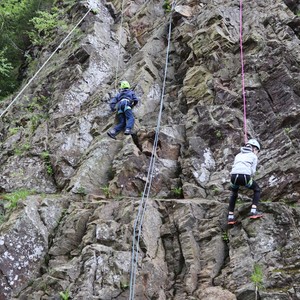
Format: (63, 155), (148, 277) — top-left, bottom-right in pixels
(129, 2), (176, 299)
(0, 7), (92, 119)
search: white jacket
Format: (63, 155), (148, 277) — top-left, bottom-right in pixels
(230, 146), (258, 176)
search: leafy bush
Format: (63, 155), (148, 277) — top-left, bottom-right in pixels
(28, 8), (67, 46)
(0, 0), (55, 99)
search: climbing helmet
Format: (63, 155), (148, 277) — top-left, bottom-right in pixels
(120, 81), (130, 89)
(246, 139), (261, 151)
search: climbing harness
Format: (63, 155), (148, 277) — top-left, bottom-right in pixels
(117, 98), (132, 113)
(128, 1), (176, 299)
(239, 0), (248, 144)
(0, 7), (92, 119)
(230, 174), (253, 189)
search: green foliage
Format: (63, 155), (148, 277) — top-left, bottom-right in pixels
(14, 142), (30, 155)
(171, 186), (183, 198)
(46, 165), (53, 175)
(26, 95), (50, 132)
(91, 9), (99, 15)
(0, 0), (50, 98)
(162, 0), (172, 12)
(222, 231), (229, 242)
(28, 95), (48, 112)
(0, 0), (54, 98)
(0, 48), (13, 77)
(215, 130), (223, 139)
(284, 127), (292, 135)
(8, 127), (20, 135)
(59, 290), (70, 300)
(261, 199), (272, 203)
(0, 212), (6, 225)
(101, 185), (110, 198)
(76, 186), (87, 196)
(40, 151), (50, 160)
(28, 8), (67, 46)
(211, 185), (221, 195)
(3, 189), (33, 210)
(29, 114), (42, 132)
(251, 263), (264, 299)
(120, 281), (129, 290)
(40, 151), (53, 175)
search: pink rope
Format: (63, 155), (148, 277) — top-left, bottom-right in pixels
(239, 0), (248, 144)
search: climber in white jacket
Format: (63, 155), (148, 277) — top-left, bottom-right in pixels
(227, 139), (263, 224)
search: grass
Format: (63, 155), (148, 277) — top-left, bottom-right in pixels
(8, 127), (20, 135)
(3, 189), (33, 210)
(59, 290), (70, 300)
(251, 264), (264, 300)
(14, 143), (30, 155)
(101, 185), (110, 198)
(171, 186), (183, 198)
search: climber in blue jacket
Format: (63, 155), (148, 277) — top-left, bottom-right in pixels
(227, 139), (263, 224)
(107, 81), (139, 139)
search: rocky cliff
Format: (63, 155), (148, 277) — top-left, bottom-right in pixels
(0, 0), (300, 299)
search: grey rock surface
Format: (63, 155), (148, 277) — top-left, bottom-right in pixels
(0, 0), (299, 299)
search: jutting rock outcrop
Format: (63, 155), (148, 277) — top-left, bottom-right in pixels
(0, 0), (299, 299)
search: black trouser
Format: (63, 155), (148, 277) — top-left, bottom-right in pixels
(228, 174), (261, 212)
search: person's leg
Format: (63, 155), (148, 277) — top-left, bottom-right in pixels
(228, 174), (240, 213)
(125, 109), (134, 131)
(228, 187), (239, 224)
(108, 113), (126, 138)
(247, 179), (262, 218)
(248, 180), (261, 206)
(229, 187), (239, 213)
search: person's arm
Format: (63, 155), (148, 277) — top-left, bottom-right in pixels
(251, 155), (258, 176)
(131, 91), (139, 106)
(109, 94), (119, 112)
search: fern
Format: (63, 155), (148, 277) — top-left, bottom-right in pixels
(0, 49), (13, 77)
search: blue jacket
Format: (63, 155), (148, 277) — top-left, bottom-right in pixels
(109, 89), (139, 112)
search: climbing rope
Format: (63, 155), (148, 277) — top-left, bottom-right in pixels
(0, 7), (92, 119)
(239, 0), (248, 144)
(128, 2), (176, 299)
(114, 0), (126, 90)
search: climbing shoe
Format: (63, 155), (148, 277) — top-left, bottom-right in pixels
(249, 210), (263, 219)
(227, 214), (237, 225)
(107, 131), (116, 140)
(124, 128), (131, 135)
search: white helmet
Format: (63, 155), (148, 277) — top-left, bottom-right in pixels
(247, 139), (261, 151)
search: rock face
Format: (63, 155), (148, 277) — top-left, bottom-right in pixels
(0, 0), (299, 299)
